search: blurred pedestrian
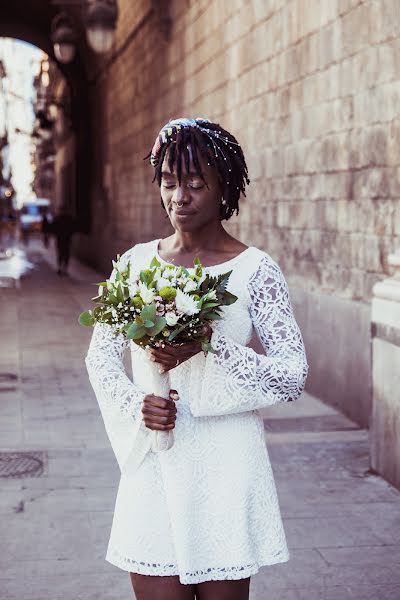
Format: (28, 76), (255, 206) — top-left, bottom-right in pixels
(51, 210), (76, 276)
(41, 211), (52, 249)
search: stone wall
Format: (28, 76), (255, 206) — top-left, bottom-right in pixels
(76, 0), (400, 426)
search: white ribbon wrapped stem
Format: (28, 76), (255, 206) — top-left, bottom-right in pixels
(148, 359), (175, 452)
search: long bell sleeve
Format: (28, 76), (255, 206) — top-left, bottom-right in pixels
(85, 322), (151, 472)
(190, 256), (308, 417)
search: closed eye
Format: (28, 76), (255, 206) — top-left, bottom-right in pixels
(161, 182), (204, 190)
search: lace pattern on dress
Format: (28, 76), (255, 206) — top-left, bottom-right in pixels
(107, 547), (289, 584)
(191, 254), (308, 417)
(85, 247), (149, 470)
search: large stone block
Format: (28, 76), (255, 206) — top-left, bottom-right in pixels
(370, 255), (400, 489)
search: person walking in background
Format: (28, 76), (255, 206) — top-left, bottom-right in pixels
(51, 210), (76, 276)
(41, 210), (52, 249)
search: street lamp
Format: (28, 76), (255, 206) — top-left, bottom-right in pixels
(51, 12), (77, 64)
(85, 0), (118, 54)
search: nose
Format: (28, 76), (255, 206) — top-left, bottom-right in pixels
(172, 183), (189, 205)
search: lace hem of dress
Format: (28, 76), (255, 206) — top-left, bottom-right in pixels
(106, 547), (290, 584)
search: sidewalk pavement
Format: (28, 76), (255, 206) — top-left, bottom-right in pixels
(1, 242), (400, 600)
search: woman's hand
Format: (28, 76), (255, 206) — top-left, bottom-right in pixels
(148, 324), (212, 374)
(142, 389), (179, 431)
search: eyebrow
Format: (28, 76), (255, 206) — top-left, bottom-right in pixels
(161, 170), (201, 177)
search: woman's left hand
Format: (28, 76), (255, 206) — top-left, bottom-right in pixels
(148, 324), (212, 374)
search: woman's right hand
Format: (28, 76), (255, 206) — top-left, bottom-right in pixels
(141, 390), (178, 431)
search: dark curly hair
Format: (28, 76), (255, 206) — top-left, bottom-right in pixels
(144, 119), (250, 220)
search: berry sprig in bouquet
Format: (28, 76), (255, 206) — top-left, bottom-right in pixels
(79, 254), (237, 451)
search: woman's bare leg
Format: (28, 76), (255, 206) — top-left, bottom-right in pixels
(195, 577), (251, 600)
(130, 573), (196, 600)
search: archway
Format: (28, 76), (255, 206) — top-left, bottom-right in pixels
(0, 0), (92, 233)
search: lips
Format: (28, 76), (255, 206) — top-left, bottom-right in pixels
(174, 209), (195, 216)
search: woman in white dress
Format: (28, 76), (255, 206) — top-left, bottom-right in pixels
(85, 118), (308, 600)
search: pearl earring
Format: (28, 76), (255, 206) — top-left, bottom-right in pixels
(221, 198), (227, 206)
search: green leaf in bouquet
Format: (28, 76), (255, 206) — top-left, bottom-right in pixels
(140, 268), (155, 287)
(222, 290), (238, 305)
(150, 256), (161, 269)
(205, 312), (223, 320)
(199, 274), (210, 292)
(122, 321), (134, 333)
(194, 256), (201, 266)
(115, 272), (121, 282)
(202, 301), (220, 309)
(201, 340), (216, 354)
(79, 311), (95, 326)
(216, 270), (232, 292)
(167, 320), (189, 341)
(146, 316), (167, 336)
(144, 319), (155, 327)
(196, 296), (205, 308)
(141, 303), (157, 323)
(116, 283), (125, 303)
(127, 322), (146, 340)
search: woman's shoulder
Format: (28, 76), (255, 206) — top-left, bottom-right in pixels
(244, 246), (282, 272)
(120, 239), (159, 261)
(243, 246), (287, 287)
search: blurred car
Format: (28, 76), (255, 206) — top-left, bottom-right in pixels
(19, 198), (51, 234)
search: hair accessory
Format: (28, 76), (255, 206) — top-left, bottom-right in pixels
(150, 117), (211, 166)
(149, 117), (241, 167)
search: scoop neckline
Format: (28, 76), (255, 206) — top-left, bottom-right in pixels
(154, 239), (253, 269)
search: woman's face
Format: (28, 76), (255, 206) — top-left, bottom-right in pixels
(160, 145), (222, 232)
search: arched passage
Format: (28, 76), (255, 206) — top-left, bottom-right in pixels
(0, 0), (92, 232)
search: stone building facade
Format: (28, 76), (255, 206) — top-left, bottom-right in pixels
(75, 0), (400, 427)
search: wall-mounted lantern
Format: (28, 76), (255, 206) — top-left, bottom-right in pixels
(51, 12), (77, 64)
(85, 0), (118, 54)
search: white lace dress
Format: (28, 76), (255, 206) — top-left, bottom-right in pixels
(85, 239), (308, 585)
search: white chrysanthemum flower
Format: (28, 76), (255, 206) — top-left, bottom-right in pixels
(162, 267), (176, 280)
(139, 281), (155, 304)
(156, 276), (171, 290)
(165, 312), (180, 326)
(184, 279), (197, 293)
(175, 288), (200, 315)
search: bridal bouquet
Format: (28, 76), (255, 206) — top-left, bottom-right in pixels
(79, 254), (237, 451)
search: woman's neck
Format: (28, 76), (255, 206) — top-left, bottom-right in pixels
(168, 223), (229, 254)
